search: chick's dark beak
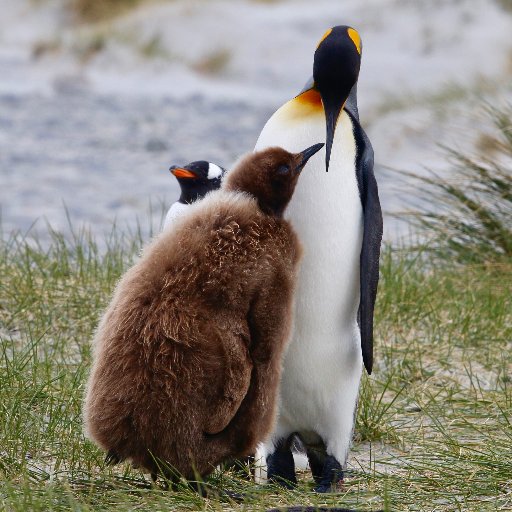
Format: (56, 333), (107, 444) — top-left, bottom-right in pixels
(296, 142), (325, 173)
(169, 166), (198, 179)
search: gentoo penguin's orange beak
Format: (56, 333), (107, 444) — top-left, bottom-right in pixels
(170, 166), (197, 179)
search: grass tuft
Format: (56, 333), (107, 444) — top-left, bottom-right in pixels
(69, 0), (146, 23)
(495, 0), (512, 12)
(193, 49), (232, 76)
(1, 204), (510, 509)
(13, 3), (511, 508)
(400, 104), (512, 265)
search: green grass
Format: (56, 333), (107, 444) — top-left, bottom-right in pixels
(1, 217), (510, 510)
(400, 104), (512, 266)
(2, 112), (512, 507)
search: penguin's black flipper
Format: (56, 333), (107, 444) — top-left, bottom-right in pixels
(348, 111), (383, 375)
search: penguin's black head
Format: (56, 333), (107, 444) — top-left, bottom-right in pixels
(313, 25), (362, 171)
(225, 143), (324, 217)
(169, 160), (225, 204)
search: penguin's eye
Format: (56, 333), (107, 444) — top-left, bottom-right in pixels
(277, 165), (290, 175)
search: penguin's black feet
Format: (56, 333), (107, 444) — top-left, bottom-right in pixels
(304, 442), (327, 484)
(312, 455), (343, 493)
(266, 437), (297, 489)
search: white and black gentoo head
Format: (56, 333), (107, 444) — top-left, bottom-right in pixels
(163, 160), (225, 230)
(170, 161), (225, 205)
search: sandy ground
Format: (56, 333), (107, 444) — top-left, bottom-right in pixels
(1, 0), (512, 241)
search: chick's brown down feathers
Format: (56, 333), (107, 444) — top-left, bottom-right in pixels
(84, 147), (306, 480)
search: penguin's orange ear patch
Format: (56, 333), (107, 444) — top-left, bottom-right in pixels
(316, 28), (332, 48)
(347, 28), (361, 54)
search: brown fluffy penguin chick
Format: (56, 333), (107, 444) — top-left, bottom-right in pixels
(83, 143), (324, 482)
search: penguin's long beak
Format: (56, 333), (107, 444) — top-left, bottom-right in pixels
(322, 95), (346, 172)
(297, 142), (325, 173)
(170, 166), (197, 179)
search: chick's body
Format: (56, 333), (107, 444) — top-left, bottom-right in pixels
(84, 189), (302, 479)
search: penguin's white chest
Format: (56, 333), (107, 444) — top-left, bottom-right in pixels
(163, 202), (190, 231)
(255, 108), (363, 429)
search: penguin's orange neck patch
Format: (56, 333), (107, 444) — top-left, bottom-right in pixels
(282, 88), (323, 119)
(295, 88), (322, 107)
(277, 88), (323, 122)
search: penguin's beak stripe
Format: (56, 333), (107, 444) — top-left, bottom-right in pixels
(322, 99), (346, 172)
(171, 168), (197, 179)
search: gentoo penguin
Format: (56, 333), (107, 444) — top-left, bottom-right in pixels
(83, 143), (324, 483)
(162, 160), (225, 229)
(254, 26), (383, 491)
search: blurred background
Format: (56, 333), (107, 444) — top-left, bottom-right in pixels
(1, 0), (511, 242)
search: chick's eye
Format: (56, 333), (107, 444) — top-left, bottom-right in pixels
(277, 164), (290, 175)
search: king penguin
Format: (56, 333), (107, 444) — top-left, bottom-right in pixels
(254, 26), (383, 492)
(83, 144), (324, 485)
(163, 160), (225, 230)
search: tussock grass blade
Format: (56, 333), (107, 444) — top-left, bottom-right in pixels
(397, 103), (512, 265)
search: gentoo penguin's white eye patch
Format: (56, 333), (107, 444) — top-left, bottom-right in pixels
(207, 163), (223, 180)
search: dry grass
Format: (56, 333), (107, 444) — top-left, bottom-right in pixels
(495, 0), (512, 12)
(69, 0), (146, 23)
(193, 49), (232, 76)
